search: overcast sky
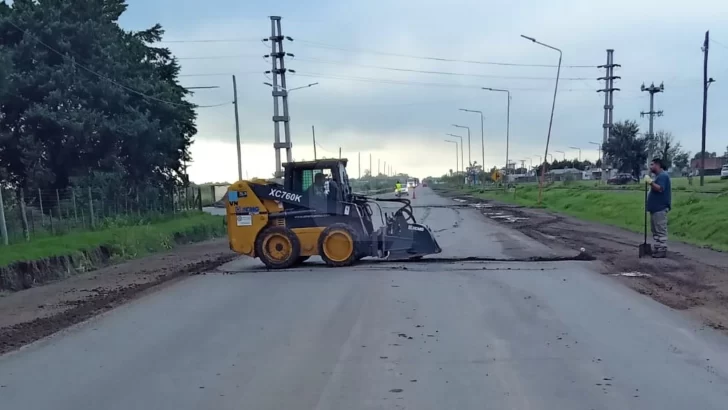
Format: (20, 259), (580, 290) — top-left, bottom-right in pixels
(121, 0), (728, 183)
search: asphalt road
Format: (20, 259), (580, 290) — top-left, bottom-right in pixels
(2, 188), (728, 409)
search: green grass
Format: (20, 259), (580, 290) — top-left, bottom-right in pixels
(0, 212), (225, 267)
(519, 175), (728, 193)
(443, 184), (728, 252)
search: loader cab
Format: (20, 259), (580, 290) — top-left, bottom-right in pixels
(283, 159), (352, 202)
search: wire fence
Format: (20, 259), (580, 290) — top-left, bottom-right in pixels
(0, 185), (204, 245)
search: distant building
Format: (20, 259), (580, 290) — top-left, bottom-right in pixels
(547, 168), (583, 181)
(690, 157), (727, 176)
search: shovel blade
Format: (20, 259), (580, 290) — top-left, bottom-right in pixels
(638, 243), (652, 258)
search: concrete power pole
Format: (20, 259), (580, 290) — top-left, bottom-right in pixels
(378, 159), (380, 176)
(640, 82), (664, 140)
(232, 75), (243, 181)
(268, 16), (293, 178)
(358, 152), (361, 179)
(597, 49), (620, 183)
(369, 154), (372, 178)
(700, 31), (715, 187)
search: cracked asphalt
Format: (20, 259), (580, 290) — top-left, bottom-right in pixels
(1, 187), (728, 409)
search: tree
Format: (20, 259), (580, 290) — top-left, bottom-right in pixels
(724, 145), (728, 158)
(673, 151), (691, 171)
(693, 151), (716, 160)
(0, 0), (195, 197)
(646, 131), (686, 170)
(602, 120), (649, 178)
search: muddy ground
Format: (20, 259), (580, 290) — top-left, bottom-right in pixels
(435, 187), (728, 331)
(0, 239), (236, 354)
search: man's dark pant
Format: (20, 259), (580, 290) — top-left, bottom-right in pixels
(650, 210), (668, 252)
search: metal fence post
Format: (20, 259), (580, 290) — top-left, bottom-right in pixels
(198, 187), (203, 211)
(88, 187), (95, 228)
(0, 189), (8, 245)
(55, 188), (61, 223)
(72, 189), (78, 223)
(38, 188), (45, 227)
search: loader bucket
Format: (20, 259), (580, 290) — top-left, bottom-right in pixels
(384, 223), (442, 260)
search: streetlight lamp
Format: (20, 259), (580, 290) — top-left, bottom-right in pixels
(569, 146), (582, 161)
(589, 142), (601, 163)
(452, 124), (471, 167)
(444, 140), (459, 177)
(547, 153), (554, 162)
(554, 150), (565, 161)
(521, 34), (562, 205)
(446, 133), (464, 175)
(459, 109), (484, 170)
(482, 87), (511, 179)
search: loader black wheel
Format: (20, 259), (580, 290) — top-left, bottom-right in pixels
(318, 223), (358, 267)
(255, 226), (301, 269)
(295, 256), (310, 265)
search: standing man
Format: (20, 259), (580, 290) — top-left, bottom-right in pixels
(643, 158), (672, 258)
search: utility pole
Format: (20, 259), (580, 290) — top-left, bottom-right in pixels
(384, 161), (387, 177)
(700, 31), (716, 187)
(358, 152), (361, 179)
(369, 153), (372, 178)
(640, 82), (664, 140)
(597, 49), (620, 183)
(267, 16), (293, 178)
(312, 125), (317, 160)
(232, 75), (243, 180)
(378, 159), (380, 176)
(339, 147), (342, 159)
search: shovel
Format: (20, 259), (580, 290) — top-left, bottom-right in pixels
(638, 183), (652, 258)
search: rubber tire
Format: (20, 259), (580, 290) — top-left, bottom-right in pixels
(295, 256), (310, 265)
(318, 223), (359, 267)
(255, 226), (301, 269)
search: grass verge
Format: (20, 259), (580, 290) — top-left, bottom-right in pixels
(0, 212), (225, 267)
(437, 184), (728, 252)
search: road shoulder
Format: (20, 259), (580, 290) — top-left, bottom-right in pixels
(0, 238), (237, 355)
(434, 186), (728, 332)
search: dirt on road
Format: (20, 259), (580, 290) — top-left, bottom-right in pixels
(435, 188), (728, 331)
(0, 239), (236, 355)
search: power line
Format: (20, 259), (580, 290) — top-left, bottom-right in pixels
(710, 38), (728, 50)
(179, 71), (262, 77)
(159, 38), (261, 44)
(295, 39), (597, 68)
(176, 54), (264, 60)
(291, 57), (592, 81)
(292, 71), (597, 92)
(6, 20), (229, 109)
(148, 36), (597, 68)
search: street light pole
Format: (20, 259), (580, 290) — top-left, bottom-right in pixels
(446, 133), (464, 175)
(452, 124), (471, 167)
(589, 141), (601, 165)
(482, 88), (511, 179)
(521, 35), (562, 205)
(554, 150), (565, 161)
(445, 140), (459, 176)
(569, 146), (582, 161)
(459, 109), (484, 172)
(232, 75), (242, 180)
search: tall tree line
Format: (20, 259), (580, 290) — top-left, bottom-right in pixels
(0, 0), (196, 196)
